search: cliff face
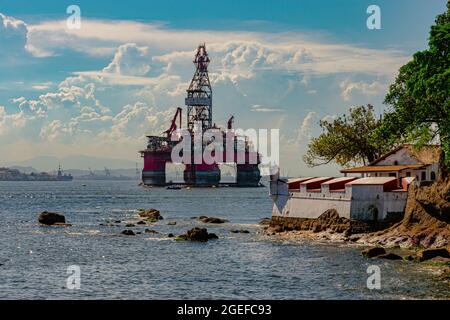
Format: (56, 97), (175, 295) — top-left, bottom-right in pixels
(372, 177), (450, 248)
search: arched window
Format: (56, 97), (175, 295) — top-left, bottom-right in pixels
(394, 160), (399, 165)
(431, 171), (436, 180)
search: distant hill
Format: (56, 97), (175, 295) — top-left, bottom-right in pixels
(3, 155), (139, 172)
(8, 166), (39, 174)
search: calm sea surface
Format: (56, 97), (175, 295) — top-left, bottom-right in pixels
(0, 180), (448, 299)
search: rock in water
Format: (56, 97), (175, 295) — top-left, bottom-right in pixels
(377, 253), (403, 260)
(177, 227), (218, 242)
(418, 248), (450, 261)
(259, 218), (271, 226)
(362, 247), (386, 258)
(121, 230), (135, 236)
(199, 217), (228, 224)
(230, 229), (250, 234)
(38, 211), (66, 225)
(139, 208), (163, 220)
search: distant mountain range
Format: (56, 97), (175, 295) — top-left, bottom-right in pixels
(2, 155), (139, 172)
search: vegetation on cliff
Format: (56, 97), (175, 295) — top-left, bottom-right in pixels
(300, 3), (450, 251)
(303, 105), (391, 167)
(376, 1), (450, 176)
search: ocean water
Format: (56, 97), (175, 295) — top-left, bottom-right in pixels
(0, 180), (448, 300)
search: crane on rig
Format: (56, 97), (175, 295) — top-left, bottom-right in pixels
(227, 115), (234, 130)
(163, 107), (183, 138)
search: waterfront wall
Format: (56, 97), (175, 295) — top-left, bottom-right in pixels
(270, 177), (411, 222)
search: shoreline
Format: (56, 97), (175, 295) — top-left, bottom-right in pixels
(262, 226), (450, 285)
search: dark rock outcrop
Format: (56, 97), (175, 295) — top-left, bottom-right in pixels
(38, 211), (66, 226)
(269, 209), (357, 235)
(121, 230), (135, 236)
(378, 253), (403, 260)
(198, 216), (228, 224)
(230, 229), (250, 234)
(177, 227), (218, 242)
(366, 178), (450, 248)
(418, 248), (450, 261)
(139, 208), (164, 220)
(259, 218), (271, 226)
(362, 247), (386, 258)
(136, 221), (146, 225)
(144, 229), (159, 234)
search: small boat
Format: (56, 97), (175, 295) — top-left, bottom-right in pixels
(166, 185), (182, 190)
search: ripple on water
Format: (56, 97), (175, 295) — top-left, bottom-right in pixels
(0, 180), (449, 299)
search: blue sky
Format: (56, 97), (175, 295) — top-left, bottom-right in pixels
(0, 0), (447, 174)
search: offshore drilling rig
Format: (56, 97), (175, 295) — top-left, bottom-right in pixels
(139, 44), (261, 187)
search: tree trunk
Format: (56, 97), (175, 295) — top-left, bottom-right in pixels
(439, 150), (449, 181)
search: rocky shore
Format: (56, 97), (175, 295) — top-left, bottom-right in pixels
(264, 178), (450, 283)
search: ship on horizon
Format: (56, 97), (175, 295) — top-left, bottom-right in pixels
(0, 164), (73, 182)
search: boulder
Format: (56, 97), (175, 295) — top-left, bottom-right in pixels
(168, 233), (174, 238)
(418, 248), (450, 261)
(271, 225), (284, 233)
(362, 247), (386, 258)
(177, 227), (218, 242)
(136, 221), (146, 225)
(125, 223), (135, 227)
(230, 229), (250, 234)
(144, 229), (159, 234)
(121, 230), (135, 236)
(378, 253), (403, 260)
(38, 211), (66, 226)
(207, 233), (218, 239)
(139, 208), (163, 220)
(167, 221), (177, 226)
(114, 220), (121, 223)
(259, 218), (271, 226)
(199, 216), (228, 224)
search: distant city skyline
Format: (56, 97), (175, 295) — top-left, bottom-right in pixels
(0, 0), (447, 176)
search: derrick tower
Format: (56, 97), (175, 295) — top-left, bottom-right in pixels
(139, 43), (261, 187)
(183, 44), (220, 185)
(185, 44), (213, 132)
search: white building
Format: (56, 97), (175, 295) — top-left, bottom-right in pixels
(270, 145), (440, 222)
(341, 144), (440, 182)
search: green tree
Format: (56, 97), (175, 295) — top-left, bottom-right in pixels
(303, 105), (391, 167)
(377, 1), (450, 177)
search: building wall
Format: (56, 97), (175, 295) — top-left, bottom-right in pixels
(372, 147), (439, 181)
(270, 179), (409, 221)
(376, 148), (418, 165)
(349, 185), (408, 220)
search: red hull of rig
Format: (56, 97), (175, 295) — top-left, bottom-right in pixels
(139, 44), (261, 187)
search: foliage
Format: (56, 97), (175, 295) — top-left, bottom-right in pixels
(377, 1), (450, 173)
(303, 105), (391, 167)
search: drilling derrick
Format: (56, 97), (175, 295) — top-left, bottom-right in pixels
(140, 43), (261, 187)
(185, 44), (213, 132)
(184, 44), (220, 185)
